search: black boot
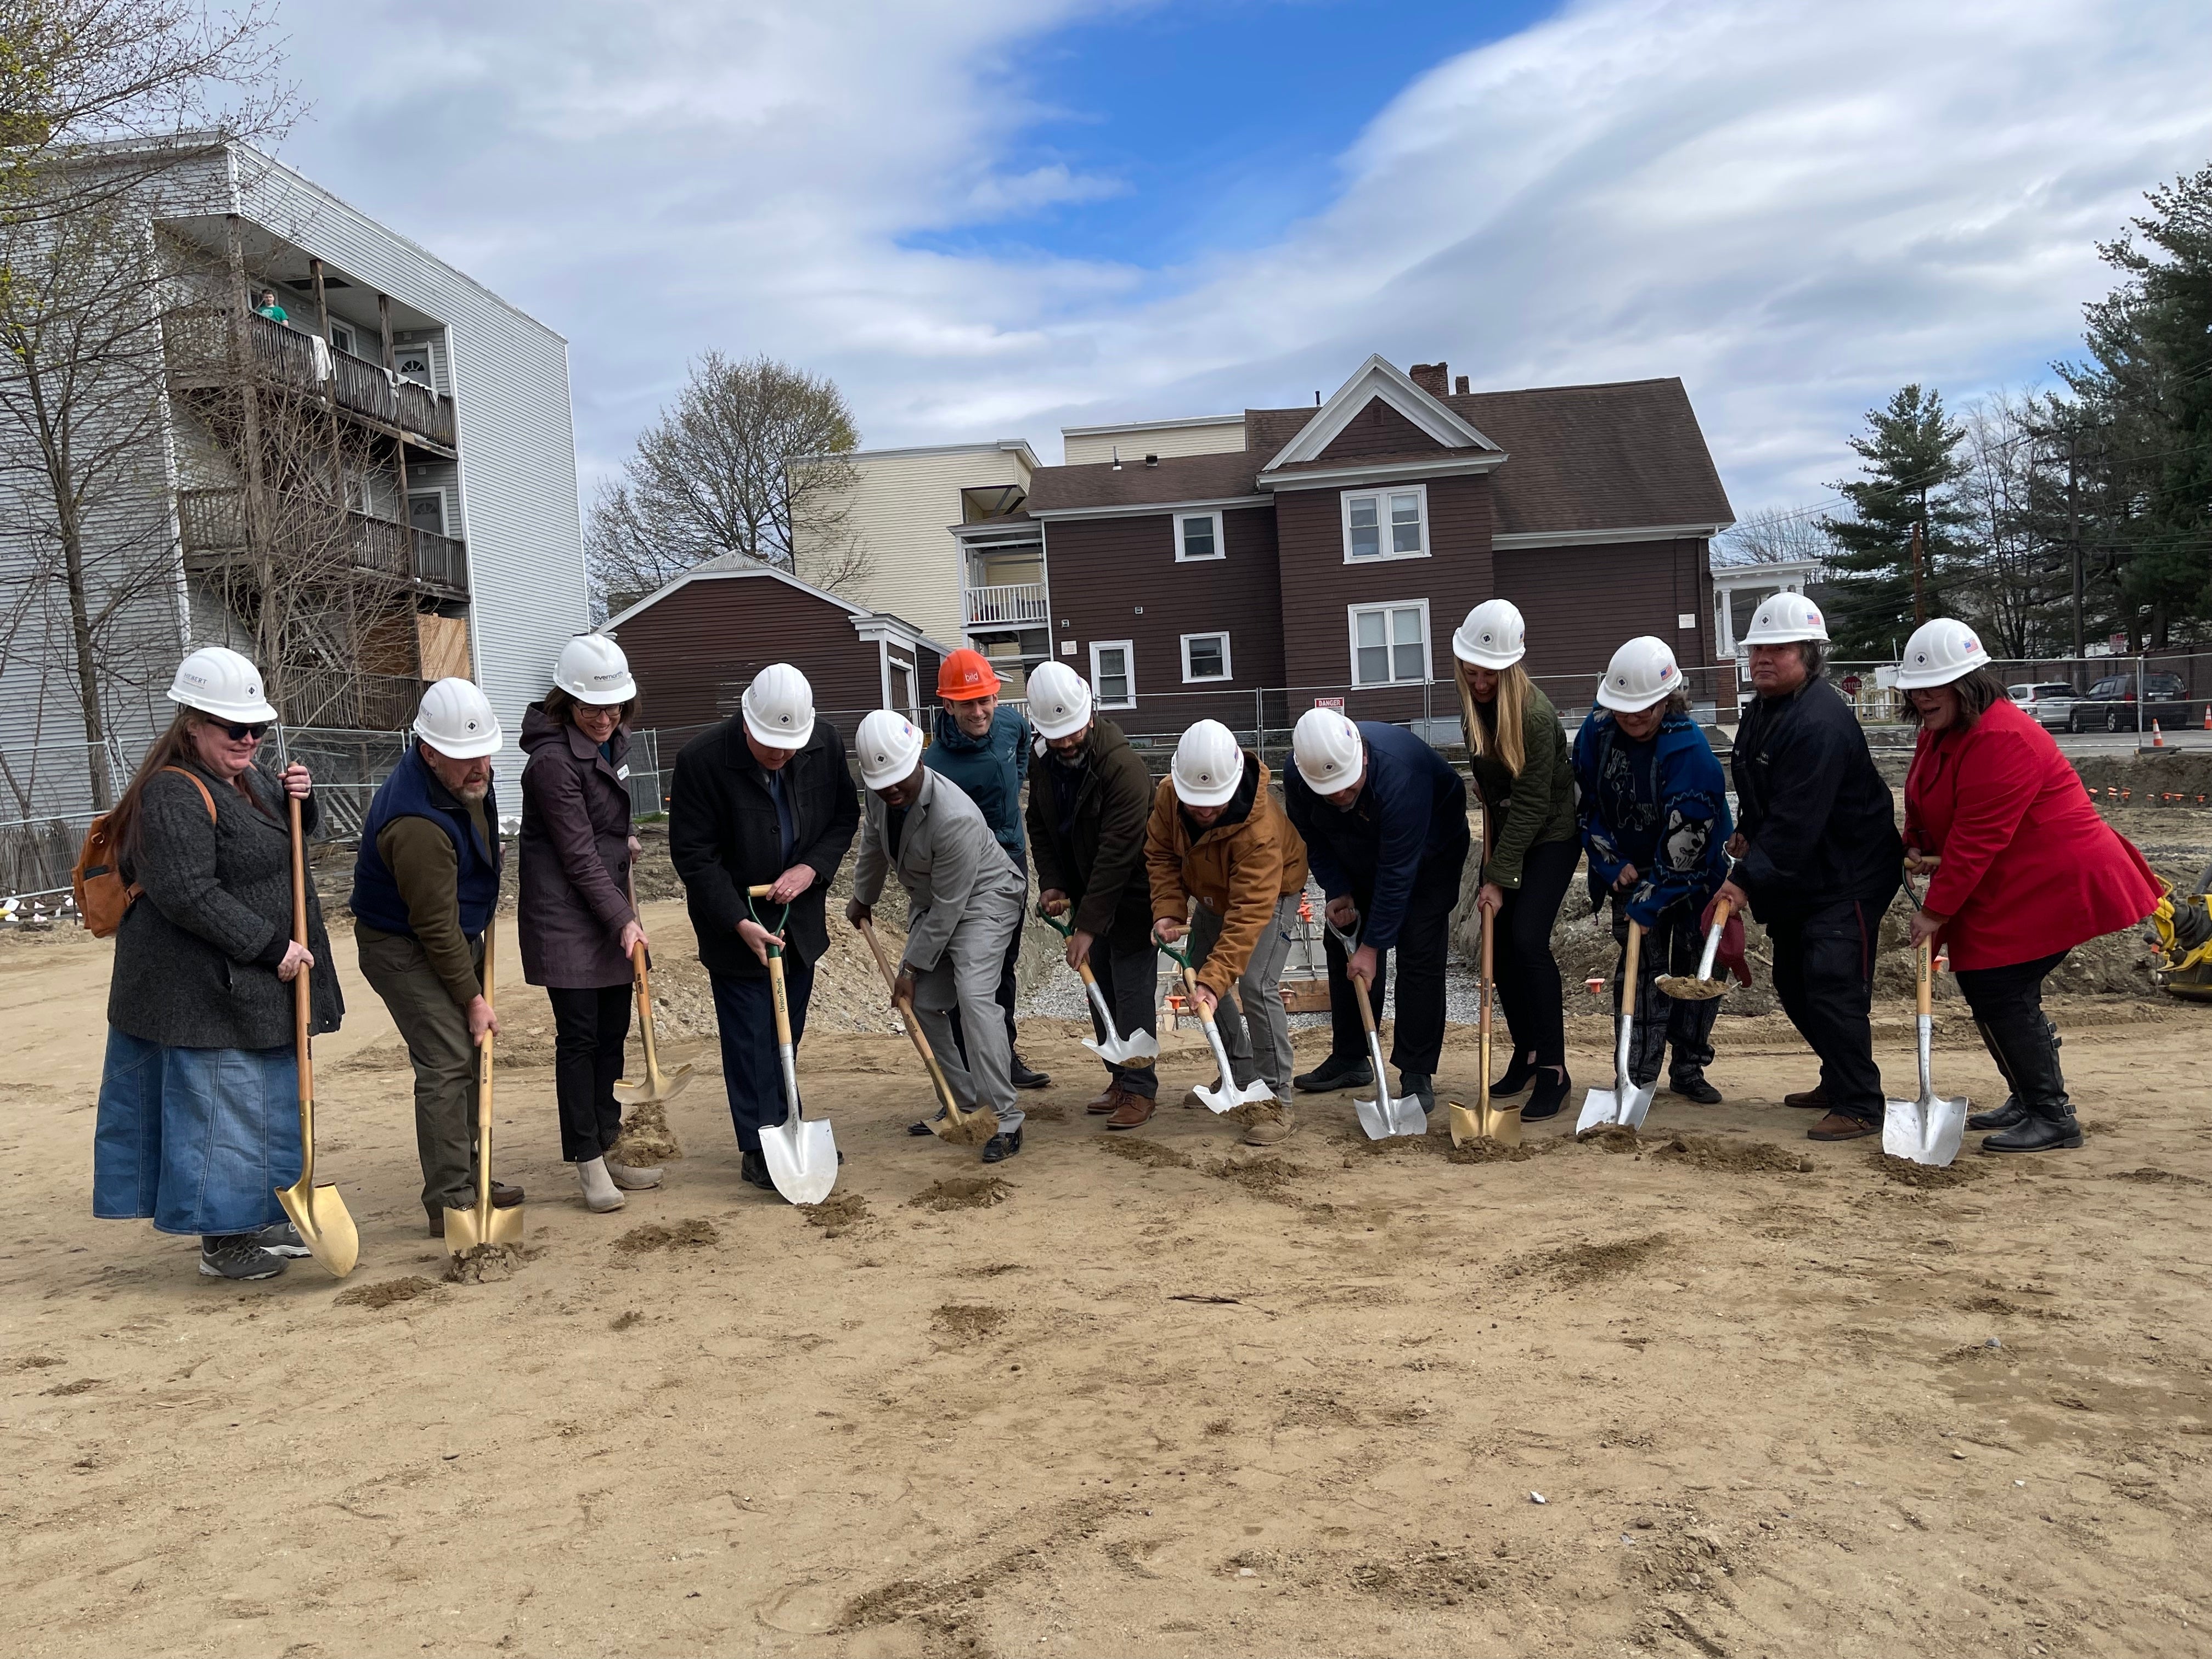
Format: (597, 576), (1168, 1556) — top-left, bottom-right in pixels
(1967, 1019), (2025, 1130)
(1491, 1049), (1538, 1097)
(1294, 1053), (1372, 1092)
(1521, 1067), (1572, 1122)
(1979, 1011), (2079, 1154)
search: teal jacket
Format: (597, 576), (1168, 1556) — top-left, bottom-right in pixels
(925, 704), (1029, 865)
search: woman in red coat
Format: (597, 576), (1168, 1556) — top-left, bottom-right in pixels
(1897, 620), (2162, 1153)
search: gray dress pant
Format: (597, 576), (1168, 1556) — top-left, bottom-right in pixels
(908, 886), (1024, 1132)
(357, 928), (485, 1222)
(1187, 893), (1299, 1096)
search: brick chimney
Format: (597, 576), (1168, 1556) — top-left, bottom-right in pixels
(1409, 361), (1449, 397)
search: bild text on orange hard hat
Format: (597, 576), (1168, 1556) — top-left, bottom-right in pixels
(936, 648), (1001, 701)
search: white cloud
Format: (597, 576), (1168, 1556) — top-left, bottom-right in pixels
(275, 0), (2212, 512)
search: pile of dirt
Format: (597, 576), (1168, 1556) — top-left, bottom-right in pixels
(931, 1304), (1009, 1341)
(611, 1219), (718, 1254)
(608, 1099), (684, 1165)
(1346, 1130), (1554, 1165)
(802, 1191), (873, 1236)
(1204, 1158), (1306, 1201)
(1094, 1136), (1195, 1170)
(1868, 1151), (1986, 1188)
(444, 1242), (533, 1284)
(1505, 1232), (1670, 1288)
(907, 1175), (1012, 1212)
(2107, 1166), (2206, 1187)
(1647, 1135), (1814, 1173)
(334, 1276), (443, 1310)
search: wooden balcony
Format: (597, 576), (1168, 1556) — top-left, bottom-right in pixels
(177, 487), (469, 600)
(965, 582), (1048, 627)
(163, 307), (458, 454)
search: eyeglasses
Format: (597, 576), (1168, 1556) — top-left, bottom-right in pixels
(219, 721), (272, 741)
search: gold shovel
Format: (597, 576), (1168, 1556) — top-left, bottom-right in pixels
(613, 870), (695, 1113)
(1450, 888), (1520, 1148)
(273, 792), (358, 1278)
(444, 915), (524, 1253)
(857, 916), (996, 1146)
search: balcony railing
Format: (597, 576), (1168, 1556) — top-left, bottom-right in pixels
(177, 487), (469, 597)
(163, 307), (459, 452)
(966, 582), (1048, 627)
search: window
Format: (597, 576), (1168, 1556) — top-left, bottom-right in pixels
(394, 340), (435, 386)
(1348, 601), (1430, 686)
(1090, 640), (1136, 708)
(1341, 484), (1429, 562)
(1181, 631), (1231, 683)
(328, 321), (357, 357)
(1175, 510), (1224, 562)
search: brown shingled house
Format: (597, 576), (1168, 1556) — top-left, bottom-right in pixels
(1030, 354), (1735, 735)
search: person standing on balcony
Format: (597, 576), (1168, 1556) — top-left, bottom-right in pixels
(1573, 637), (1734, 1107)
(923, 649), (1049, 1092)
(1453, 600), (1581, 1122)
(518, 633), (664, 1214)
(92, 647), (340, 1282)
(667, 664), (859, 1194)
(1022, 662), (1161, 1126)
(1284, 708), (1470, 1120)
(253, 289), (287, 325)
(351, 678), (522, 1236)
(1713, 594), (1902, 1142)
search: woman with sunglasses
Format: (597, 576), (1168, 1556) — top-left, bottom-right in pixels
(519, 633), (659, 1212)
(93, 647), (343, 1281)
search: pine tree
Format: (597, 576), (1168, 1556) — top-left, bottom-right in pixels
(1819, 385), (1972, 659)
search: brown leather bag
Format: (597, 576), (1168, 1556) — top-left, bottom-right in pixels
(72, 767), (217, 936)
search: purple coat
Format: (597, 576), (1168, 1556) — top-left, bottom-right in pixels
(518, 703), (637, 988)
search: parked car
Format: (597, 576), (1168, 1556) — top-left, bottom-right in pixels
(2009, 681), (2079, 730)
(2068, 672), (2191, 733)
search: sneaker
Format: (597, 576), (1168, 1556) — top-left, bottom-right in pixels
(253, 1220), (312, 1258)
(199, 1234), (286, 1280)
(1011, 1054), (1052, 1090)
(981, 1126), (1024, 1164)
(1669, 1075), (1723, 1105)
(604, 1158), (663, 1190)
(1243, 1104), (1296, 1146)
(1294, 1054), (1372, 1093)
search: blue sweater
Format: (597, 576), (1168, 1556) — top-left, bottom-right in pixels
(1284, 720), (1468, 950)
(925, 704), (1029, 864)
(1572, 709), (1731, 927)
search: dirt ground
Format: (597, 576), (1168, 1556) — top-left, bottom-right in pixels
(6, 890), (2212, 1658)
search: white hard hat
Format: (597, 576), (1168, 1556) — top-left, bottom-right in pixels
(1171, 719), (1244, 810)
(1025, 661), (1093, 741)
(1895, 618), (1988, 690)
(742, 663), (815, 751)
(1596, 636), (1683, 714)
(1743, 591), (1829, 645)
(854, 709), (923, 791)
(1452, 599), (1526, 669)
(554, 633), (636, 704)
(414, 676), (503, 759)
(166, 646), (277, 724)
(1293, 708), (1364, 795)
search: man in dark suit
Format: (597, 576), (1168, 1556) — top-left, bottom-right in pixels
(668, 663), (860, 1190)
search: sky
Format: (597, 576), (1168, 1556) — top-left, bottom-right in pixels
(272, 0), (2212, 521)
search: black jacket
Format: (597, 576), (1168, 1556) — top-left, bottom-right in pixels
(668, 716), (860, 978)
(1023, 717), (1155, 949)
(1284, 721), (1469, 952)
(1731, 678), (1902, 919)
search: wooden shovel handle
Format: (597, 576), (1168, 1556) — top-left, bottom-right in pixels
(287, 795), (312, 1097)
(1916, 935), (1934, 1018)
(1621, 919), (1643, 991)
(857, 917), (961, 1113)
(1709, 895), (1733, 930)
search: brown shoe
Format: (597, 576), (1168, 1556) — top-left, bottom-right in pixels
(1105, 1090), (1156, 1131)
(1085, 1088), (1119, 1115)
(1243, 1103), (1295, 1146)
(1784, 1084), (1829, 1110)
(1807, 1111), (1880, 1142)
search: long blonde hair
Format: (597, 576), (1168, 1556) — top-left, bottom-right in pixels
(1459, 661), (1530, 778)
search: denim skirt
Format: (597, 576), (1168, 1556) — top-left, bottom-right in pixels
(93, 1029), (302, 1238)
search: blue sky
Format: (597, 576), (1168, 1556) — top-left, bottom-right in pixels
(275, 0), (2212, 518)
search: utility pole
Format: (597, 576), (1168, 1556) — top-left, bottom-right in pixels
(1909, 522), (1926, 626)
(2064, 427), (2084, 662)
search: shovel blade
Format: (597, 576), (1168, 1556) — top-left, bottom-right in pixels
(1576, 1087), (1621, 1135)
(1083, 1030), (1160, 1066)
(1447, 1099), (1482, 1148)
(1883, 1093), (1968, 1167)
(275, 1180), (359, 1278)
(761, 1116), (839, 1205)
(1654, 974), (1725, 1002)
(614, 1057), (697, 1107)
(1355, 1090), (1426, 1141)
(442, 1200), (526, 1255)
(1620, 1082), (1658, 1130)
(1483, 1102), (1524, 1147)
(1194, 1075), (1273, 1116)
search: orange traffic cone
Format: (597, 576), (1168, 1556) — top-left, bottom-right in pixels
(2203, 703), (2210, 731)
(2153, 720), (2165, 747)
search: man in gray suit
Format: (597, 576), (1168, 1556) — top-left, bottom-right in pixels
(844, 711), (1029, 1163)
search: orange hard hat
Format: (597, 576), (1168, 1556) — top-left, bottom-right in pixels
(936, 648), (1002, 701)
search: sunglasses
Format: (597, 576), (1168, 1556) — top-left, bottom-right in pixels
(218, 721), (272, 741)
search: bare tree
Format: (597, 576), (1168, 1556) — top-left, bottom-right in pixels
(586, 352), (860, 614)
(1713, 504), (1832, 567)
(1949, 392), (2067, 659)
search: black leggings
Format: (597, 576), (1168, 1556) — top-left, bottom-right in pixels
(546, 984), (634, 1163)
(1490, 836), (1579, 1070)
(1954, 951), (2068, 1028)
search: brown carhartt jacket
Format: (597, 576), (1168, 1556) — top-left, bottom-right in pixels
(1144, 754), (1308, 997)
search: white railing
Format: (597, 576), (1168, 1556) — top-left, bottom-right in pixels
(966, 582), (1048, 627)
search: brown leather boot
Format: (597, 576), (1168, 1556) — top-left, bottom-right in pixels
(1807, 1110), (1880, 1142)
(1105, 1089), (1156, 1131)
(1085, 1087), (1119, 1115)
(1784, 1083), (1829, 1110)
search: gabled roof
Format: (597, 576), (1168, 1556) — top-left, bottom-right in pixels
(1259, 354), (1502, 471)
(601, 554), (949, 651)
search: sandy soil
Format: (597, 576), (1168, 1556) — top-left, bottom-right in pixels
(5, 894), (2211, 1658)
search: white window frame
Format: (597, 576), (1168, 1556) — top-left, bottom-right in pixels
(1173, 509), (1226, 563)
(1340, 482), (1431, 564)
(393, 337), (436, 386)
(1346, 600), (1432, 687)
(1180, 630), (1232, 684)
(1089, 639), (1137, 709)
(327, 319), (358, 357)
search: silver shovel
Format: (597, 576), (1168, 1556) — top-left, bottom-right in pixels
(1040, 907), (1159, 1067)
(1159, 939), (1273, 1115)
(1323, 912), (1425, 1140)
(1883, 935), (1968, 1167)
(1577, 921), (1658, 1133)
(748, 886), (837, 1204)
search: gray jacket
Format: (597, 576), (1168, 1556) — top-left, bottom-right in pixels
(109, 760), (343, 1050)
(853, 771), (1026, 974)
